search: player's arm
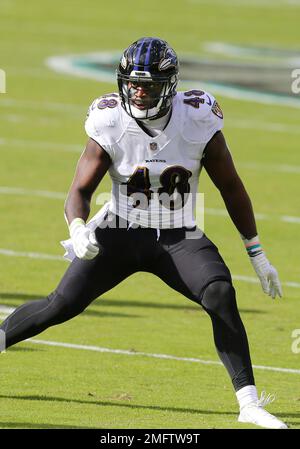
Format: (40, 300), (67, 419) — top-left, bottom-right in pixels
(65, 138), (111, 223)
(203, 131), (282, 299)
(64, 138), (111, 260)
(202, 131), (256, 239)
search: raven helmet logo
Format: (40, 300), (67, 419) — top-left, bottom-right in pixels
(212, 100), (223, 119)
(158, 48), (177, 71)
(121, 53), (127, 70)
(158, 58), (174, 71)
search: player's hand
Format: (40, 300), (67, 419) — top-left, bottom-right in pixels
(69, 218), (99, 260)
(250, 252), (282, 299)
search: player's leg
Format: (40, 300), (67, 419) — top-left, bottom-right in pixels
(186, 276), (287, 428)
(153, 228), (255, 391)
(200, 280), (254, 389)
(152, 228), (287, 428)
(0, 227), (137, 350)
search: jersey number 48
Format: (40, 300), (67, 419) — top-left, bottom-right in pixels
(121, 165), (192, 210)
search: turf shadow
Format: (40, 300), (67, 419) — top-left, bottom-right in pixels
(1, 394), (297, 427)
(0, 292), (265, 314)
(0, 393), (237, 416)
(0, 421), (99, 429)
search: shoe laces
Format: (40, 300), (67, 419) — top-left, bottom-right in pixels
(257, 391), (275, 408)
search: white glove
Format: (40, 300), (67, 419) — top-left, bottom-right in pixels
(250, 252), (282, 299)
(69, 218), (99, 260)
(242, 235), (282, 299)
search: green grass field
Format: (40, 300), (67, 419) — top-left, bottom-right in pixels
(0, 0), (300, 429)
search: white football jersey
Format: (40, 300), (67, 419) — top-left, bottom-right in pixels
(85, 89), (223, 229)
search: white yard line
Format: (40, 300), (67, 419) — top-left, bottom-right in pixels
(0, 138), (82, 153)
(189, 0), (300, 8)
(2, 66), (87, 81)
(0, 98), (84, 114)
(0, 248), (299, 289)
(0, 187), (66, 200)
(231, 275), (300, 289)
(0, 113), (67, 126)
(27, 338), (300, 374)
(237, 161), (300, 174)
(0, 311), (297, 375)
(227, 119), (300, 135)
(2, 113), (299, 135)
(205, 208), (300, 225)
(1, 98), (300, 135)
(2, 136), (300, 172)
(0, 248), (64, 261)
(1, 186), (299, 226)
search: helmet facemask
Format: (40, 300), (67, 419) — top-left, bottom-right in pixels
(118, 72), (178, 120)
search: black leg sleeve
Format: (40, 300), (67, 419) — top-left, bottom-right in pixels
(200, 280), (255, 391)
(0, 291), (83, 348)
(0, 236), (136, 350)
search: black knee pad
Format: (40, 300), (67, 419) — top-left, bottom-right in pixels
(201, 280), (237, 316)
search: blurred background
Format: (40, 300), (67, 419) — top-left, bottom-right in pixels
(0, 0), (299, 429)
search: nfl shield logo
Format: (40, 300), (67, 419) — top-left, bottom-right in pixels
(150, 142), (158, 151)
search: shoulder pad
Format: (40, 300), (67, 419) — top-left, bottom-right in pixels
(176, 90), (224, 143)
(178, 90), (221, 120)
(85, 94), (125, 146)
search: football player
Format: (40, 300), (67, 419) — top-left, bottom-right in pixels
(0, 37), (286, 429)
